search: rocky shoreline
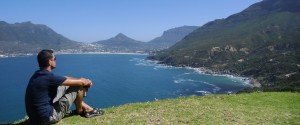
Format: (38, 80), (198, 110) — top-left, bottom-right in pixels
(187, 66), (261, 88)
(152, 60), (262, 89)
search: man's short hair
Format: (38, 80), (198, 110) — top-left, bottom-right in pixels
(38, 49), (54, 68)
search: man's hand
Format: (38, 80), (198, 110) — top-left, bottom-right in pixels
(80, 78), (93, 88)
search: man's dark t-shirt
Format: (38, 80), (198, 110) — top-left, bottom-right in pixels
(25, 69), (66, 124)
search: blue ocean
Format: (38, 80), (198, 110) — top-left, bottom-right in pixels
(0, 54), (251, 123)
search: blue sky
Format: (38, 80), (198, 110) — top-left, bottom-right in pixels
(1, 0), (261, 42)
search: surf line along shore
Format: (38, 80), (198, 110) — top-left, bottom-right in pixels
(147, 60), (257, 90)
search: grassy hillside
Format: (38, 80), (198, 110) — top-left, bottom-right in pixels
(14, 92), (300, 125)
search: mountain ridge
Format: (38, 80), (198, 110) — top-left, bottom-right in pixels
(147, 26), (198, 50)
(92, 33), (145, 52)
(0, 21), (80, 54)
(94, 33), (144, 45)
(148, 0), (300, 92)
(0, 20), (198, 54)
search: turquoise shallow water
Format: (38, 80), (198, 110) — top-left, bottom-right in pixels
(0, 54), (251, 123)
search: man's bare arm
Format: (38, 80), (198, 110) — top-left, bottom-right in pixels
(64, 76), (78, 80)
(62, 76), (92, 87)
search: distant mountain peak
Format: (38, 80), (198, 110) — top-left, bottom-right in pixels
(116, 33), (126, 37)
(93, 33), (144, 51)
(114, 33), (128, 39)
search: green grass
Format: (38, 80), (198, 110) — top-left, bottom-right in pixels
(14, 92), (300, 125)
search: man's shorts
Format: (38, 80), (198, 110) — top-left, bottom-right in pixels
(49, 86), (81, 124)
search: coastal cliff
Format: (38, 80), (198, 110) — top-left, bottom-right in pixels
(147, 0), (300, 92)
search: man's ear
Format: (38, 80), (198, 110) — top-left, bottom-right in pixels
(48, 59), (52, 66)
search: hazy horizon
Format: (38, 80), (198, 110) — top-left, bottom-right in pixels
(1, 0), (261, 42)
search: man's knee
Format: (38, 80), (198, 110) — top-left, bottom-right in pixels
(67, 86), (82, 94)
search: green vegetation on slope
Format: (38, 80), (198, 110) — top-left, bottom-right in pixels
(14, 92), (300, 125)
(148, 0), (300, 92)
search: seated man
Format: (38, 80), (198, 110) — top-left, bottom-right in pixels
(25, 49), (103, 124)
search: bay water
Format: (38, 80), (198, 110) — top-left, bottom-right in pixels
(0, 54), (251, 123)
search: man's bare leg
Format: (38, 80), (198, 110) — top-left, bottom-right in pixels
(81, 101), (93, 112)
(74, 87), (93, 113)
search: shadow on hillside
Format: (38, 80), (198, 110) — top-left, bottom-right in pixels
(3, 120), (29, 125)
(7, 113), (75, 125)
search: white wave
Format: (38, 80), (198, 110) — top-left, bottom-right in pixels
(227, 91), (233, 94)
(154, 65), (175, 70)
(200, 81), (221, 93)
(173, 75), (222, 93)
(173, 78), (197, 83)
(132, 58), (175, 70)
(133, 58), (181, 71)
(226, 76), (253, 87)
(129, 58), (140, 62)
(190, 67), (252, 87)
(131, 58), (158, 67)
(174, 79), (185, 84)
(195, 90), (212, 95)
